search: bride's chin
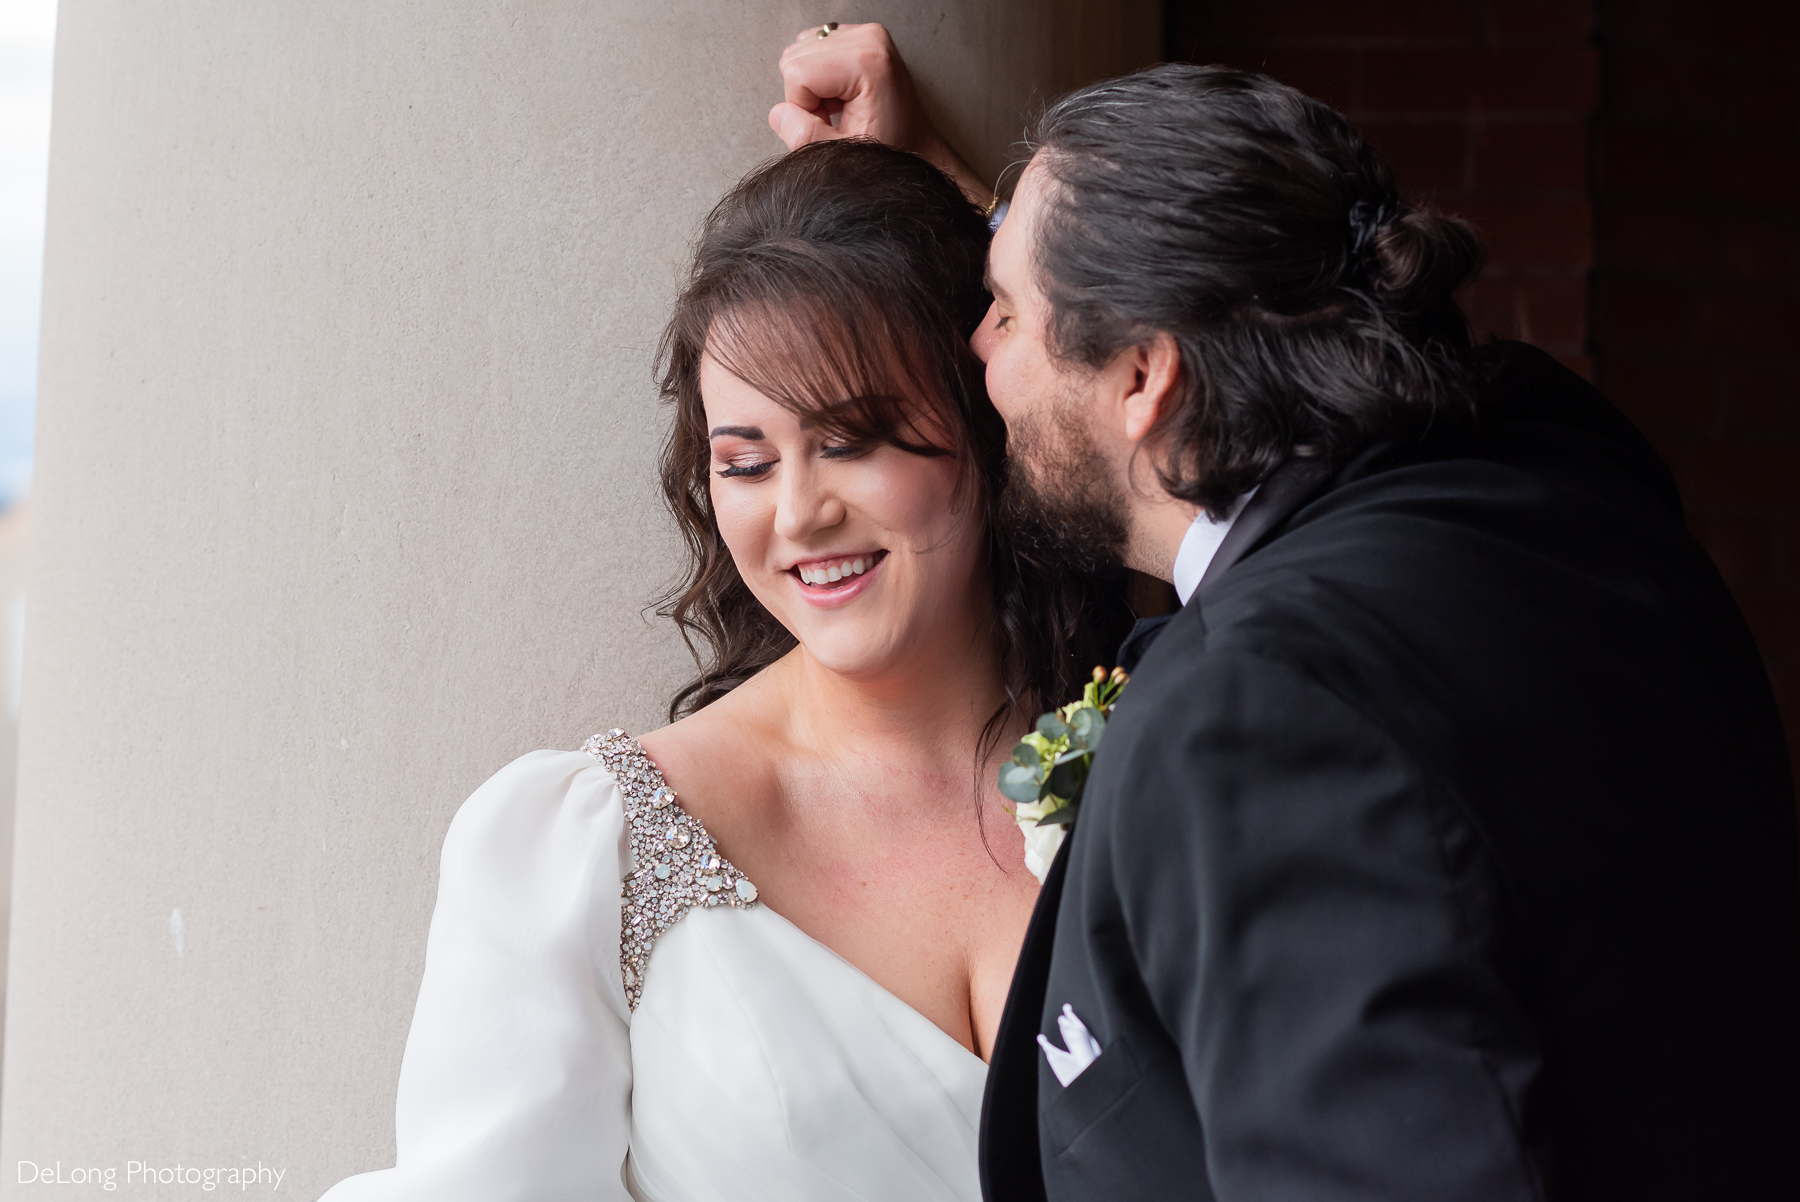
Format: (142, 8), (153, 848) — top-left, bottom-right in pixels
(793, 629), (914, 682)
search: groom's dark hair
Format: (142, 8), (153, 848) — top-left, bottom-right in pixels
(1028, 65), (1486, 516)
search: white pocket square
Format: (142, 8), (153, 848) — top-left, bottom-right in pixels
(1037, 1004), (1102, 1087)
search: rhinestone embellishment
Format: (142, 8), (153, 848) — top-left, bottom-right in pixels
(580, 728), (759, 1010)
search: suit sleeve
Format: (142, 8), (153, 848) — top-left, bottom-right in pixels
(1103, 651), (1543, 1201)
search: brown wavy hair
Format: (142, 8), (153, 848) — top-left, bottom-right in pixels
(654, 139), (1134, 749)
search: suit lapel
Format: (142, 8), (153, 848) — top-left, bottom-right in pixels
(979, 834), (1072, 1202)
(1117, 613), (1175, 674)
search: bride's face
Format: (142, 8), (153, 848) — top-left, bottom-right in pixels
(700, 352), (987, 679)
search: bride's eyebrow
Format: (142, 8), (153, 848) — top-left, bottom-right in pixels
(709, 425), (765, 439)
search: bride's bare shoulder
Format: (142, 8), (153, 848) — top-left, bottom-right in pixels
(634, 672), (786, 827)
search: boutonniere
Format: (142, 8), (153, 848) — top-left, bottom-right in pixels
(997, 666), (1129, 884)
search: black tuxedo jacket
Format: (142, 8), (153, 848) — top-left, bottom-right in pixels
(979, 344), (1800, 1201)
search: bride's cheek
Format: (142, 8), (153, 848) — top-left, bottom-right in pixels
(711, 487), (775, 590)
(866, 455), (962, 538)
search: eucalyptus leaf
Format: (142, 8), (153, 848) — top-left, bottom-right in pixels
(1046, 757), (1087, 800)
(1002, 672), (1127, 847)
(1068, 706), (1106, 750)
(998, 762), (1044, 804)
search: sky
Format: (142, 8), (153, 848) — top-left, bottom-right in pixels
(0, 0), (56, 508)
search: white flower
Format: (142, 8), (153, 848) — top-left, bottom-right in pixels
(1012, 795), (1069, 884)
(1020, 818), (1066, 885)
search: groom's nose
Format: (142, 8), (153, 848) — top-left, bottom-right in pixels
(969, 302), (998, 363)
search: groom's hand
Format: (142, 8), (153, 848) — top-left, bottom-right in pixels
(770, 23), (992, 207)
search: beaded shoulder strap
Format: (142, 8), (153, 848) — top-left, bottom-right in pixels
(580, 728), (759, 1009)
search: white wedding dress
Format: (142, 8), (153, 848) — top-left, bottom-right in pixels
(320, 730), (988, 1202)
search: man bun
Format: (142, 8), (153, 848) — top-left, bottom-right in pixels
(1029, 65), (1490, 516)
(1371, 207), (1485, 326)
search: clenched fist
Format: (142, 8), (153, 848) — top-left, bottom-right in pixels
(769, 23), (992, 207)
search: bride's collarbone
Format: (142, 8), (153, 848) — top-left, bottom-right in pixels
(637, 705), (996, 871)
(631, 718), (1034, 1059)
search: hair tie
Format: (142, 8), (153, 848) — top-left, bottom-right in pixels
(1346, 197), (1398, 284)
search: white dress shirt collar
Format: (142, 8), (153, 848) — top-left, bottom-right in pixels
(1170, 490), (1255, 605)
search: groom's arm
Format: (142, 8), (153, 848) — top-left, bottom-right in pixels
(1103, 649), (1543, 1200)
(768, 22), (993, 208)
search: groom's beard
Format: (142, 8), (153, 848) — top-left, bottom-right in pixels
(997, 396), (1130, 576)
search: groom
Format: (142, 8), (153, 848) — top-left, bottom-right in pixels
(774, 26), (1800, 1201)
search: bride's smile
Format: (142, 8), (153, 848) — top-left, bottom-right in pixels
(790, 549), (884, 596)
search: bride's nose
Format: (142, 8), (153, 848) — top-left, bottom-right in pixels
(773, 461), (845, 542)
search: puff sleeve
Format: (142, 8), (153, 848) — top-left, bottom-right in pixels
(320, 749), (635, 1202)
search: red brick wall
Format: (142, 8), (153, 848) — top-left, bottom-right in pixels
(1168, 1), (1601, 373)
(1169, 0), (1800, 770)
(1590, 0), (1800, 769)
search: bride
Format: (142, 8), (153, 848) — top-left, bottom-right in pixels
(320, 138), (1131, 1202)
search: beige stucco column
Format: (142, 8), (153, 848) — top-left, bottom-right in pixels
(0, 0), (1155, 1193)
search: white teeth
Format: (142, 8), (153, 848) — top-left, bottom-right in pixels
(798, 556), (876, 585)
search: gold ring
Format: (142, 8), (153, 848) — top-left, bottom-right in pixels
(817, 22), (838, 37)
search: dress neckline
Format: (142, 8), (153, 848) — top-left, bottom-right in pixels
(583, 728), (759, 1009)
(583, 730), (988, 1068)
(747, 892), (990, 1071)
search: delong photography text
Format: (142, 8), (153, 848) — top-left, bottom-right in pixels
(17, 1161), (287, 1191)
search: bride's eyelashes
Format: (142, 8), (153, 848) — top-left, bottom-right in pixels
(714, 443), (867, 479)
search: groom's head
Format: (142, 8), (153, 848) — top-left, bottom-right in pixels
(971, 65), (1485, 579)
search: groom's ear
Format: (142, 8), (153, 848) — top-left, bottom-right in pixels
(1121, 332), (1183, 445)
